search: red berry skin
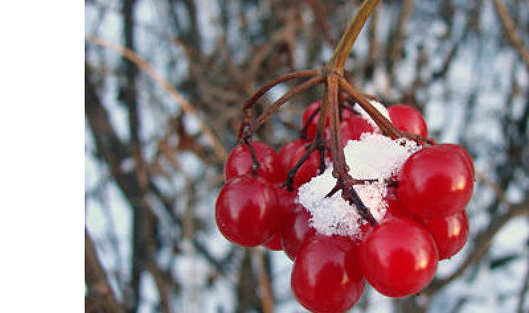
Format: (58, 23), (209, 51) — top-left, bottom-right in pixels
(340, 116), (374, 145)
(278, 139), (320, 187)
(263, 233), (282, 250)
(397, 144), (474, 218)
(384, 187), (414, 220)
(291, 235), (365, 313)
(388, 104), (428, 137)
(261, 188), (298, 251)
(225, 141), (284, 183)
(438, 144), (475, 180)
(280, 206), (315, 260)
(301, 101), (323, 140)
(215, 176), (278, 247)
(359, 217), (438, 298)
(422, 210), (469, 260)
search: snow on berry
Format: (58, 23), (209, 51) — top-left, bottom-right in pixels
(297, 133), (421, 238)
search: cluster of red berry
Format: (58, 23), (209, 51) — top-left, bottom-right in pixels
(215, 102), (474, 313)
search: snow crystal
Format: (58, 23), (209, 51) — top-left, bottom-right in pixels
(354, 99), (391, 130)
(344, 134), (420, 180)
(297, 133), (421, 238)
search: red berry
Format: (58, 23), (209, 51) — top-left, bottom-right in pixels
(276, 187), (298, 214)
(301, 101), (323, 140)
(301, 101), (358, 140)
(225, 141), (284, 183)
(359, 217), (438, 297)
(278, 139), (320, 187)
(291, 235), (365, 313)
(438, 144), (475, 180)
(215, 176), (278, 247)
(261, 188), (298, 251)
(280, 206), (315, 260)
(340, 115), (374, 144)
(339, 107), (356, 121)
(422, 210), (469, 260)
(263, 233), (282, 250)
(388, 104), (428, 137)
(384, 187), (413, 220)
(397, 144), (474, 218)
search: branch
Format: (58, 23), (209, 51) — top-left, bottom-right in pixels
(492, 0), (529, 72)
(328, 0), (381, 71)
(85, 35), (228, 160)
(86, 229), (125, 313)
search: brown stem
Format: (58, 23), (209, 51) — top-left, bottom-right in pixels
(338, 76), (402, 138)
(299, 105), (320, 139)
(280, 139), (324, 191)
(328, 0), (381, 72)
(242, 138), (260, 175)
(238, 70), (320, 140)
(326, 74), (378, 225)
(245, 75), (324, 137)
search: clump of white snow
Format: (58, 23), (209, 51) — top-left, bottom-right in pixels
(354, 99), (391, 130)
(297, 133), (421, 238)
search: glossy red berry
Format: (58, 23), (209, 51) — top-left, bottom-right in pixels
(301, 101), (323, 140)
(384, 186), (414, 220)
(261, 188), (298, 251)
(278, 139), (320, 187)
(215, 176), (278, 247)
(397, 144), (474, 218)
(438, 144), (475, 180)
(263, 233), (282, 250)
(340, 115), (374, 144)
(225, 141), (284, 183)
(388, 104), (428, 137)
(422, 210), (469, 260)
(291, 235), (365, 313)
(280, 206), (315, 260)
(359, 217), (438, 297)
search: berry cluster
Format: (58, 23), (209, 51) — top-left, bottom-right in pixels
(215, 102), (474, 313)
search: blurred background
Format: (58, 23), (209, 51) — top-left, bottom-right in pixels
(85, 0), (529, 312)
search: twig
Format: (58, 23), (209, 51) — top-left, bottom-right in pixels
(85, 35), (228, 160)
(516, 255), (529, 313)
(239, 70), (320, 140)
(492, 0), (529, 72)
(328, 0), (381, 71)
(246, 75), (324, 136)
(337, 76), (402, 138)
(253, 249), (274, 313)
(85, 229), (125, 313)
(305, 0), (335, 46)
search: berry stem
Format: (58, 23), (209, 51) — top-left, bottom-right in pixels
(244, 75), (324, 138)
(338, 77), (402, 138)
(242, 137), (260, 175)
(325, 73), (378, 225)
(328, 0), (381, 72)
(299, 106), (320, 140)
(238, 70), (320, 140)
(280, 140), (319, 191)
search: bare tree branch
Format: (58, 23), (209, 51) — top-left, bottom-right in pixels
(493, 0), (529, 72)
(86, 229), (125, 313)
(85, 35), (228, 160)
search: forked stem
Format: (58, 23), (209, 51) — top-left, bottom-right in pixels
(238, 70), (320, 140)
(244, 75), (324, 139)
